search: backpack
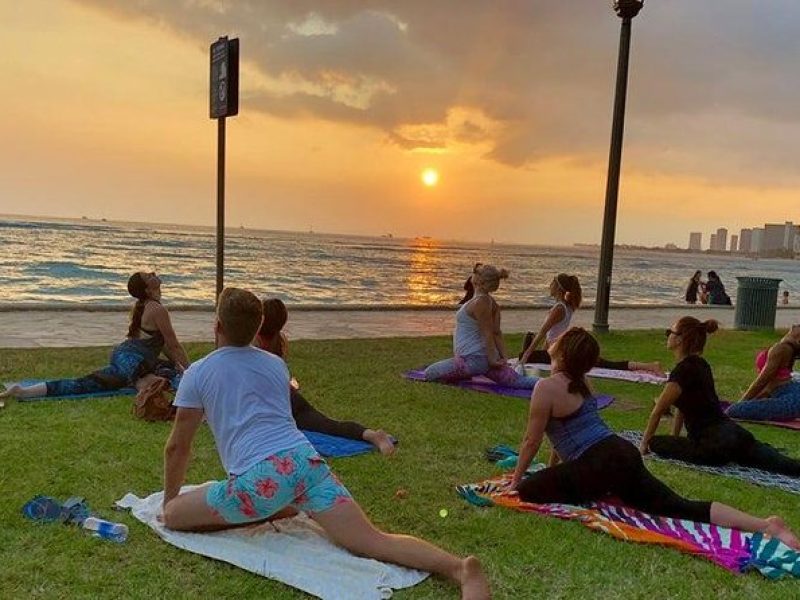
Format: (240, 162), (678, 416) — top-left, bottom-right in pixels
(132, 375), (175, 422)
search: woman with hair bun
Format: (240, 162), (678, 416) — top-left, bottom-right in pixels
(1, 271), (189, 400)
(640, 317), (800, 475)
(519, 274), (662, 374)
(511, 327), (800, 549)
(425, 264), (537, 388)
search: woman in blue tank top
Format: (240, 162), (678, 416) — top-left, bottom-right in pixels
(510, 327), (800, 549)
(1, 272), (190, 401)
(424, 264), (537, 388)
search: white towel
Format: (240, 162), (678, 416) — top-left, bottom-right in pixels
(509, 359), (668, 385)
(116, 485), (428, 600)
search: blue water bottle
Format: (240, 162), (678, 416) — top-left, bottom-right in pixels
(82, 516), (129, 543)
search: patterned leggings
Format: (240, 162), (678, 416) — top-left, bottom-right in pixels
(45, 344), (178, 397)
(424, 353), (537, 389)
(726, 381), (800, 422)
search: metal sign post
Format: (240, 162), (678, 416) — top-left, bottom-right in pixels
(209, 36), (239, 305)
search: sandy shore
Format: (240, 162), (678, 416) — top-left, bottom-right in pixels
(2, 305), (798, 348)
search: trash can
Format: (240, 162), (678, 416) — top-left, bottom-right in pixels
(734, 277), (782, 330)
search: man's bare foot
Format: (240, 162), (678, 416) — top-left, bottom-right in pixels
(363, 429), (396, 456)
(765, 516), (800, 550)
(459, 556), (491, 600)
(0, 384), (21, 400)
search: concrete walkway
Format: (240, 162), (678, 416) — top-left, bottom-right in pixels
(2, 306), (798, 348)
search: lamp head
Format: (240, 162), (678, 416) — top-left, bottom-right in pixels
(613, 0), (644, 19)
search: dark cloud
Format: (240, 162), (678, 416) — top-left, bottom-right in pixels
(75, 0), (800, 182)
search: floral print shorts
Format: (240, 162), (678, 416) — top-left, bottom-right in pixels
(205, 443), (353, 524)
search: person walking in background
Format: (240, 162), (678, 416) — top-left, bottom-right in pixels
(705, 271), (731, 305)
(685, 270), (703, 304)
(782, 290), (790, 305)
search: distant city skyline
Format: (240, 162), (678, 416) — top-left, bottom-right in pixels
(687, 220), (799, 257)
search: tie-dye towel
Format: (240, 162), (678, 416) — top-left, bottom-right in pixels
(456, 471), (800, 579)
(510, 360), (668, 385)
(403, 370), (615, 408)
(618, 430), (800, 495)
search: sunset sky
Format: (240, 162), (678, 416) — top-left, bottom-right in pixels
(2, 1), (799, 246)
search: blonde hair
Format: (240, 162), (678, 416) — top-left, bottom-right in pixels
(474, 264), (509, 293)
(217, 287), (263, 346)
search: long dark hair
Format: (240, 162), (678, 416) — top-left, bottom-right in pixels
(552, 327), (599, 398)
(674, 316), (719, 355)
(555, 273), (582, 310)
(127, 272), (149, 338)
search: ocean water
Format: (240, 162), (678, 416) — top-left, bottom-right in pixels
(1, 216), (799, 307)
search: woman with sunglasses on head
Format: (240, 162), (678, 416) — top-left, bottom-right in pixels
(1, 271), (189, 400)
(425, 264), (538, 388)
(639, 317), (800, 475)
(518, 274), (662, 375)
(726, 324), (800, 423)
(511, 327), (800, 549)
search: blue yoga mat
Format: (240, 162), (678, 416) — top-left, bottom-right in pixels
(14, 380), (136, 402)
(301, 430), (377, 458)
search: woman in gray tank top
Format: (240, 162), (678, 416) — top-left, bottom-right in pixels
(424, 264), (537, 389)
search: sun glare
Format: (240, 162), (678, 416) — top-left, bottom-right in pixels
(421, 168), (439, 187)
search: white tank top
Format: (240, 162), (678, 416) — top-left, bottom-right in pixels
(453, 300), (487, 357)
(546, 301), (574, 346)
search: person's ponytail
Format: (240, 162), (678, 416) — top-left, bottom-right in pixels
(127, 272), (148, 338)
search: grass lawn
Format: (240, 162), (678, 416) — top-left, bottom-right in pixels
(1, 329), (799, 599)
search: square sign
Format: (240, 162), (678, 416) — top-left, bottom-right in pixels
(210, 37), (239, 119)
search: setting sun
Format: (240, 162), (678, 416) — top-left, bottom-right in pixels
(421, 168), (439, 187)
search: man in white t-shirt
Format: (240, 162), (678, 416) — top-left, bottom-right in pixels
(160, 287), (490, 599)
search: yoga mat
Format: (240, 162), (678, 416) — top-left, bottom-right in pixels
(12, 379), (136, 402)
(302, 431), (379, 459)
(404, 369), (615, 408)
(116, 485), (428, 600)
(719, 400), (800, 431)
(511, 360), (668, 385)
(456, 471), (800, 579)
(619, 430), (800, 495)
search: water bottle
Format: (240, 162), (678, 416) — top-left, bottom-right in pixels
(82, 517), (128, 543)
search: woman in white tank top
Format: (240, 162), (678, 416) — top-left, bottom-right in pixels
(424, 264), (538, 389)
(519, 274), (663, 375)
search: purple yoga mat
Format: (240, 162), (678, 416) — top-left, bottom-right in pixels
(404, 369), (615, 409)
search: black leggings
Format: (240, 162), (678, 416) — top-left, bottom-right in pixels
(650, 420), (800, 477)
(520, 333), (630, 371)
(290, 389), (367, 441)
(516, 435), (712, 522)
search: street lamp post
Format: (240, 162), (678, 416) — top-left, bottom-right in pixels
(593, 0), (644, 333)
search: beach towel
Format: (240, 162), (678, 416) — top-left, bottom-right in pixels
(302, 431), (378, 458)
(456, 471), (800, 579)
(12, 379), (136, 402)
(719, 400), (800, 431)
(404, 369), (615, 408)
(618, 430), (800, 495)
(511, 360), (668, 385)
(116, 486), (428, 600)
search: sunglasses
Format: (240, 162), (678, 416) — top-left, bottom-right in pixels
(665, 329), (680, 337)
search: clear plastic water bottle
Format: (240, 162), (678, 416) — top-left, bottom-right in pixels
(82, 517), (128, 543)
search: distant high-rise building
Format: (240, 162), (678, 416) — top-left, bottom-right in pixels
(751, 228), (764, 254)
(730, 235), (738, 252)
(688, 232), (702, 251)
(739, 228), (752, 253)
(715, 228), (728, 252)
(709, 233), (717, 251)
(763, 223), (790, 253)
